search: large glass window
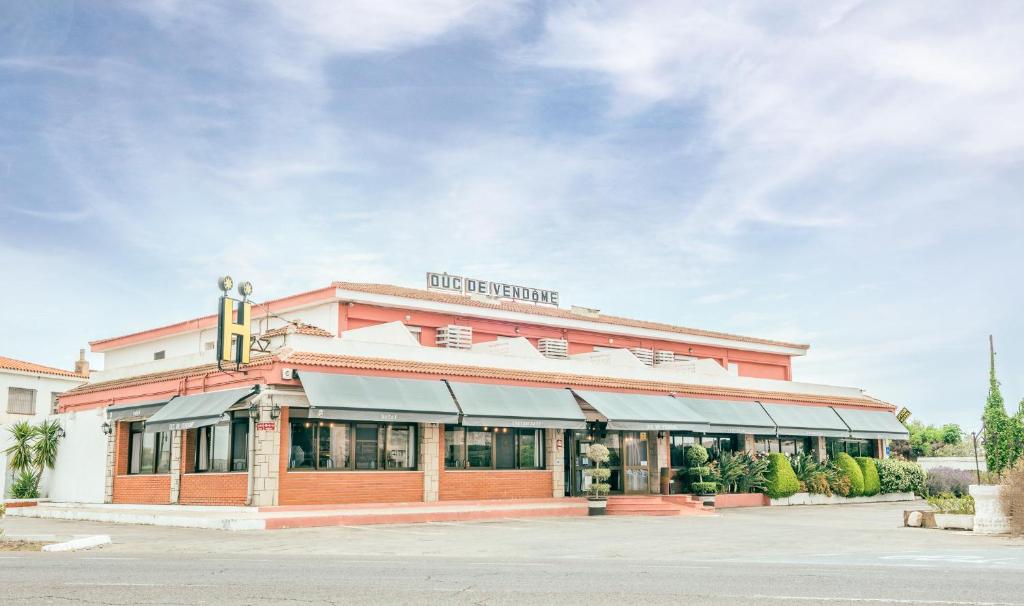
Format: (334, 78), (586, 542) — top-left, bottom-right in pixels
(445, 426), (466, 469)
(126, 421), (170, 475)
(672, 433), (735, 463)
(195, 412), (249, 473)
(669, 434), (696, 467)
(445, 426), (545, 470)
(827, 438), (876, 458)
(287, 420), (416, 471)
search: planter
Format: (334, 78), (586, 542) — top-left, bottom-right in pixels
(770, 491), (915, 506)
(587, 498), (607, 516)
(969, 484), (1009, 534)
(698, 494), (716, 508)
(934, 513), (974, 531)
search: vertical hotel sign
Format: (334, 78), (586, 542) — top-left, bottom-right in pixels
(426, 272), (559, 306)
(216, 276), (253, 370)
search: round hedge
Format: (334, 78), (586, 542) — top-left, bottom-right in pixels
(834, 453), (865, 496)
(765, 453), (800, 499)
(855, 456), (881, 496)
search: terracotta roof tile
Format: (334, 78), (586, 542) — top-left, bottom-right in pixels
(0, 355), (87, 379)
(258, 324), (334, 338)
(61, 354), (276, 396)
(281, 350), (891, 410)
(333, 282), (810, 351)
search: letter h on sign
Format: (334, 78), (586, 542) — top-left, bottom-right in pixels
(217, 296), (252, 369)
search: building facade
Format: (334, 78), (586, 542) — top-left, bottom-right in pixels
(1, 353), (88, 498)
(57, 281), (908, 506)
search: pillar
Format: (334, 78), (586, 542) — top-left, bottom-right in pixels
(420, 423), (440, 502)
(652, 433), (669, 494)
(546, 429), (564, 498)
(103, 423), (116, 504)
(169, 430), (183, 503)
(876, 439), (886, 459)
(742, 434), (755, 454)
(250, 396), (281, 507)
(814, 436), (827, 463)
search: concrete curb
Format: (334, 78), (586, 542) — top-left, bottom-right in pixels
(42, 535), (111, 553)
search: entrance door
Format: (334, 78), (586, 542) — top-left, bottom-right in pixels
(622, 432), (650, 494)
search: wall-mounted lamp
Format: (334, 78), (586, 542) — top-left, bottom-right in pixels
(57, 426), (67, 439)
(270, 404), (281, 420)
(101, 421), (112, 436)
(248, 402), (261, 420)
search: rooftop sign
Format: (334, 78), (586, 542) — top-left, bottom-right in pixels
(426, 272), (559, 306)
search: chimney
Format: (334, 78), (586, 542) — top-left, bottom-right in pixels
(75, 348), (90, 376)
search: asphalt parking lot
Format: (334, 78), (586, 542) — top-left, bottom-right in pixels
(3, 501), (1023, 605)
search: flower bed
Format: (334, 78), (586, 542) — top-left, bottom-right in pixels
(770, 491), (915, 506)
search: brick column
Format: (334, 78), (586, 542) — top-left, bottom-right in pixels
(814, 436), (827, 462)
(876, 439), (886, 459)
(103, 423), (116, 504)
(743, 434), (755, 454)
(546, 429), (564, 498)
(169, 430), (183, 503)
(420, 423), (440, 502)
(250, 397), (281, 507)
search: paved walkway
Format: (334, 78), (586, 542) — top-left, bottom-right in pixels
(6, 498), (589, 530)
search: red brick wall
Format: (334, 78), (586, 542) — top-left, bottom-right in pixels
(113, 475), (171, 504)
(436, 426), (554, 501)
(179, 473), (247, 505)
(277, 407), (424, 505)
(439, 470), (553, 501)
(112, 420), (171, 504)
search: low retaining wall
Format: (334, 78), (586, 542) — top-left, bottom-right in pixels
(715, 493), (769, 508)
(770, 492), (915, 506)
(918, 457), (986, 472)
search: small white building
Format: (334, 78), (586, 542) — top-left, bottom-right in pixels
(1, 352), (88, 498)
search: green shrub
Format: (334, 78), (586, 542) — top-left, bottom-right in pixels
(764, 453), (800, 498)
(834, 453), (864, 496)
(876, 458), (926, 495)
(735, 453), (769, 494)
(927, 493), (975, 514)
(856, 457), (881, 496)
(686, 445), (717, 494)
(10, 470), (39, 499)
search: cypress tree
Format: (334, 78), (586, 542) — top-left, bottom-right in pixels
(983, 336), (1013, 475)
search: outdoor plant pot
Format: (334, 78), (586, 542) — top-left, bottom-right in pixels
(587, 497), (607, 516)
(699, 493), (716, 508)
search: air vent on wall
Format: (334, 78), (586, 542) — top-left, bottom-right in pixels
(628, 347), (654, 366)
(654, 350), (676, 365)
(436, 325), (473, 349)
(538, 338), (569, 359)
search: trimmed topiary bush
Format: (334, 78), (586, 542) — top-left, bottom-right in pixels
(764, 453), (800, 498)
(856, 457), (880, 496)
(834, 453), (864, 497)
(686, 445), (717, 494)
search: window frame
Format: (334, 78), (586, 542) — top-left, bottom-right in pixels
(443, 426), (545, 470)
(193, 412), (250, 473)
(125, 421), (171, 475)
(6, 387), (37, 415)
(287, 420), (418, 471)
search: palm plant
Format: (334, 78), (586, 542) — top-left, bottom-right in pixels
(3, 421), (36, 474)
(715, 451), (746, 494)
(791, 453), (820, 489)
(32, 419), (62, 476)
(735, 453), (769, 494)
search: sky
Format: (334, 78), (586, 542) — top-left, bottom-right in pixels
(1, 1), (1022, 431)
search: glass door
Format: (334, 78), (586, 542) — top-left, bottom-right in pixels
(622, 432), (650, 494)
(597, 433), (623, 493)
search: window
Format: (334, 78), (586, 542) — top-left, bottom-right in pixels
(444, 426), (545, 470)
(7, 387), (36, 415)
(287, 420), (417, 471)
(153, 350), (166, 360)
(126, 421), (170, 475)
(669, 434), (695, 467)
(827, 438), (876, 458)
(671, 433), (734, 465)
(779, 436), (812, 456)
(194, 413), (249, 472)
(51, 392), (60, 415)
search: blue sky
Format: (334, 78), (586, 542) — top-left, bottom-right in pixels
(2, 1), (1022, 430)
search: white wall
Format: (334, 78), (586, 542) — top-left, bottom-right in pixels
(1, 370), (85, 498)
(47, 408), (108, 503)
(918, 456), (987, 472)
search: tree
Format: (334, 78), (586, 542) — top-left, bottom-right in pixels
(983, 336), (1018, 476)
(32, 419), (63, 492)
(3, 421), (35, 474)
(2, 420), (63, 499)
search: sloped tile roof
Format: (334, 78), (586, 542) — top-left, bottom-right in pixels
(281, 350), (891, 410)
(258, 323), (334, 338)
(0, 355), (87, 379)
(333, 282), (810, 351)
